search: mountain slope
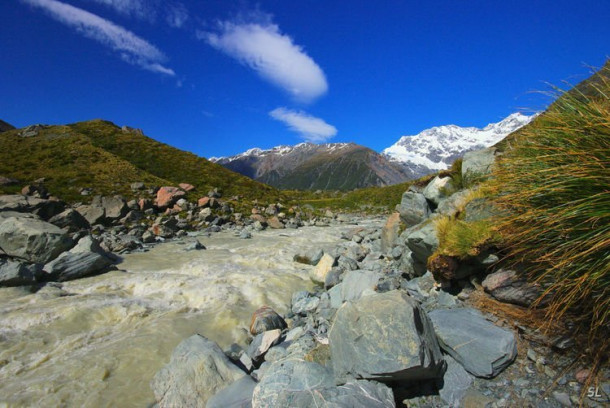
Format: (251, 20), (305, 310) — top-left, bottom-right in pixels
(212, 142), (412, 190)
(0, 119), (15, 133)
(383, 113), (534, 178)
(0, 119), (278, 202)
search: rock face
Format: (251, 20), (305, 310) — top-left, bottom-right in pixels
(207, 376), (257, 408)
(0, 217), (73, 263)
(250, 306), (287, 335)
(405, 221), (439, 275)
(422, 175), (458, 206)
(329, 290), (445, 384)
(396, 191), (431, 226)
(429, 308), (517, 378)
(151, 335), (245, 408)
(251, 359), (395, 408)
(48, 208), (90, 232)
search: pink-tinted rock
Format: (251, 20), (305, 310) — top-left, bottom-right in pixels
(197, 197), (210, 208)
(156, 186), (185, 209)
(251, 214), (267, 224)
(575, 369), (590, 384)
(381, 212), (404, 253)
(267, 216), (285, 229)
(179, 183), (195, 192)
(138, 198), (153, 211)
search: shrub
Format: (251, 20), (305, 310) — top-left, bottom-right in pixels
(489, 63), (610, 360)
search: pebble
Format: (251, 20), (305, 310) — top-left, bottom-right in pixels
(551, 391), (572, 407)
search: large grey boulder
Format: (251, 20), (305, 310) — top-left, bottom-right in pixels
(48, 208), (90, 232)
(251, 359), (395, 408)
(42, 251), (113, 282)
(293, 248), (324, 266)
(151, 334), (246, 408)
(207, 376), (257, 408)
(76, 204), (105, 226)
(0, 217), (73, 263)
(310, 253), (337, 285)
(329, 290), (445, 384)
(340, 270), (382, 302)
(396, 191), (431, 226)
(0, 259), (41, 286)
(0, 194), (65, 220)
(405, 221), (438, 275)
(462, 147), (497, 187)
(429, 308), (517, 378)
(250, 306), (287, 335)
(99, 196), (128, 221)
(422, 176), (458, 206)
(436, 189), (471, 216)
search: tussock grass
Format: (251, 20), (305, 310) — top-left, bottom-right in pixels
(434, 215), (499, 259)
(489, 63), (610, 362)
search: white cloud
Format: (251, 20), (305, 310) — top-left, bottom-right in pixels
(86, 0), (154, 21)
(166, 2), (189, 28)
(202, 18), (328, 102)
(270, 108), (337, 142)
(22, 0), (175, 76)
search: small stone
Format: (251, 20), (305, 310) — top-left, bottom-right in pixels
(575, 368), (590, 384)
(552, 391), (572, 407)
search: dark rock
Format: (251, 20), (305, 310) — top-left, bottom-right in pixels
(0, 259), (41, 286)
(329, 290), (445, 384)
(324, 267), (343, 289)
(0, 176), (19, 186)
(429, 308), (517, 378)
(207, 376), (257, 408)
(396, 191), (431, 226)
(482, 269), (543, 307)
(151, 334), (245, 408)
(42, 250), (113, 281)
(246, 329), (282, 362)
(0, 216), (73, 263)
(184, 240), (205, 251)
(250, 306), (287, 335)
(437, 355), (474, 407)
(48, 208), (90, 232)
(21, 184), (49, 199)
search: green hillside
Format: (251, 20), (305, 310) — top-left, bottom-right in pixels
(0, 120), (279, 203)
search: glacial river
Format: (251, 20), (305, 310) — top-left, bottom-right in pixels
(0, 221), (376, 407)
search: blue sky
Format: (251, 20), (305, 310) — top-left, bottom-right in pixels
(1, 0), (608, 158)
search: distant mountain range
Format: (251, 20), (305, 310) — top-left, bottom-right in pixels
(211, 143), (411, 191)
(212, 113), (534, 189)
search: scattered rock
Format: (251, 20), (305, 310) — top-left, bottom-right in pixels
(396, 191), (431, 226)
(291, 291), (320, 315)
(42, 250), (113, 282)
(340, 269), (381, 302)
(48, 208), (90, 232)
(437, 355), (474, 407)
(151, 334), (245, 408)
(309, 253), (337, 285)
(482, 269), (542, 307)
(423, 175), (458, 206)
(380, 212), (403, 253)
(156, 186), (185, 209)
(179, 183), (195, 192)
(293, 248), (324, 266)
(246, 329), (282, 362)
(429, 308), (517, 378)
(0, 259), (40, 286)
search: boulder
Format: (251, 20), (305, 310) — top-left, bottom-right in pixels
(156, 186), (185, 209)
(251, 359), (395, 408)
(0, 194), (65, 220)
(130, 182), (145, 191)
(329, 290), (445, 384)
(380, 212), (403, 253)
(309, 253), (337, 285)
(250, 306), (287, 335)
(151, 335), (245, 408)
(246, 329), (282, 362)
(482, 269), (542, 307)
(207, 376), (257, 408)
(48, 208), (90, 232)
(197, 197), (211, 208)
(422, 175), (458, 206)
(0, 176), (19, 186)
(428, 308), (517, 378)
(293, 248), (324, 266)
(405, 221), (438, 272)
(340, 270), (382, 302)
(76, 204), (105, 226)
(267, 216), (284, 229)
(462, 147), (497, 187)
(0, 259), (40, 286)
(43, 250), (113, 282)
(179, 183), (195, 192)
(291, 291), (320, 315)
(396, 191), (431, 227)
(100, 196), (128, 221)
(0, 217), (73, 263)
(463, 198), (501, 222)
(436, 189), (471, 216)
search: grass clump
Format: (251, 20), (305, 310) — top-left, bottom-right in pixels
(434, 215), (499, 260)
(488, 62), (610, 363)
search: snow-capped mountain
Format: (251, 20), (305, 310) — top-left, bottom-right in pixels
(211, 142), (412, 190)
(382, 113), (535, 178)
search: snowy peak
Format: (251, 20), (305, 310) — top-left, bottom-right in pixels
(382, 112), (534, 174)
(210, 142), (354, 163)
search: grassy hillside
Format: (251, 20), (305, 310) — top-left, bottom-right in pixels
(0, 120), (279, 204)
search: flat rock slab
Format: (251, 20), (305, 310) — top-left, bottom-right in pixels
(43, 250), (113, 282)
(151, 334), (245, 408)
(329, 290), (445, 384)
(429, 308), (517, 378)
(251, 359), (395, 408)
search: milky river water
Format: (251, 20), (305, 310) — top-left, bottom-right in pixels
(0, 221), (376, 407)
